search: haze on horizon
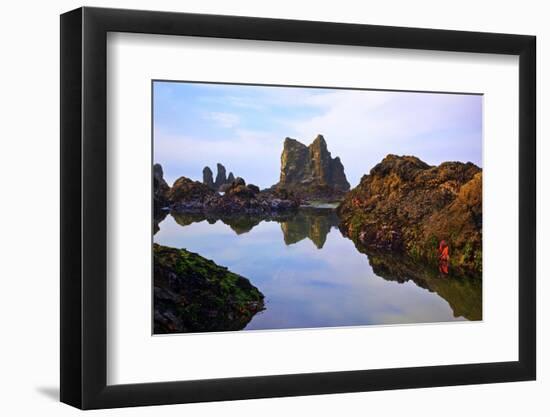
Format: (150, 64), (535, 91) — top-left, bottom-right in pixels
(153, 81), (482, 189)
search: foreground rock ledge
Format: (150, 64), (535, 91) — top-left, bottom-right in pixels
(154, 243), (265, 334)
(338, 155), (482, 276)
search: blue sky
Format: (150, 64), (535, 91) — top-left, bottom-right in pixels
(153, 81), (482, 189)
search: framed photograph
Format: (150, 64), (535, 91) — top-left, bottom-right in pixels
(60, 7), (536, 409)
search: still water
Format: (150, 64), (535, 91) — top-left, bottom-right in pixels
(154, 208), (482, 331)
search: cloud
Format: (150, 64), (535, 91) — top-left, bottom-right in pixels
(203, 111), (241, 128)
(154, 82), (482, 189)
(154, 129), (283, 188)
(283, 90), (482, 186)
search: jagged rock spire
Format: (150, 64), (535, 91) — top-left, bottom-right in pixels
(277, 135), (350, 192)
(203, 166), (214, 189)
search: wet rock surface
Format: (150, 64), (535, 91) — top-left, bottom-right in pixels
(154, 243), (265, 334)
(170, 175), (300, 215)
(338, 155), (482, 275)
(168, 176), (217, 206)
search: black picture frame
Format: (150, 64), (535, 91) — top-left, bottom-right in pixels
(60, 6), (536, 410)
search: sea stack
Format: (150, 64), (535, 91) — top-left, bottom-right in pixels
(202, 166), (214, 189)
(214, 163), (227, 189)
(153, 163), (171, 211)
(273, 134), (350, 199)
(203, 164), (243, 191)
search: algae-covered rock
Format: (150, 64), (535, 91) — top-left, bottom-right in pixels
(154, 243), (265, 334)
(338, 155), (482, 276)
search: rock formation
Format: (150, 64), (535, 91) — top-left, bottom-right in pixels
(337, 155), (482, 275)
(168, 176), (217, 207)
(154, 243), (264, 333)
(214, 163), (227, 189)
(170, 175), (299, 214)
(202, 163), (241, 191)
(273, 135), (350, 199)
(153, 163), (171, 212)
(202, 166), (214, 189)
(224, 177), (255, 198)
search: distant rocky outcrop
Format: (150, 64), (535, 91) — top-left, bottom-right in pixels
(272, 135), (350, 200)
(202, 166), (214, 189)
(170, 175), (299, 215)
(214, 163), (227, 189)
(153, 163), (171, 212)
(154, 243), (264, 333)
(202, 163), (241, 191)
(168, 176), (217, 206)
(337, 155), (482, 275)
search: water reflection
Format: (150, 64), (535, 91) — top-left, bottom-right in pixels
(360, 250), (481, 320)
(154, 208), (482, 331)
(281, 209), (339, 249)
(153, 208), (169, 235)
(170, 208), (339, 249)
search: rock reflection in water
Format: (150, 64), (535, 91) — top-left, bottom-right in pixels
(280, 208), (339, 249)
(170, 208), (339, 249)
(155, 207), (482, 330)
(361, 250), (482, 320)
(172, 211), (266, 235)
(153, 208), (169, 235)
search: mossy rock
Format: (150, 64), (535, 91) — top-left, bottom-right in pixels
(154, 243), (264, 334)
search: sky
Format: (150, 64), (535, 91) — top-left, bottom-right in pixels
(153, 81), (482, 189)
